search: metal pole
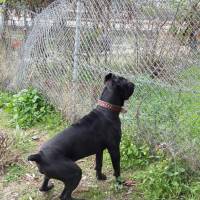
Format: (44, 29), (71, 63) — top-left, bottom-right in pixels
(0, 5), (4, 36)
(71, 0), (83, 122)
(73, 0), (83, 81)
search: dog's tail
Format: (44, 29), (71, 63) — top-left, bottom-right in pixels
(28, 153), (41, 162)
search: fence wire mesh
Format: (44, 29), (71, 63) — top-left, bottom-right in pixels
(0, 0), (200, 170)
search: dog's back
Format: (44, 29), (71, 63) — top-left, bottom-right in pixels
(29, 109), (120, 164)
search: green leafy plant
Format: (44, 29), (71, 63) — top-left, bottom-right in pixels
(136, 159), (193, 200)
(5, 88), (55, 129)
(121, 134), (153, 169)
(0, 92), (12, 109)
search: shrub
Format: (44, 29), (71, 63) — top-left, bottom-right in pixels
(135, 159), (197, 200)
(0, 92), (12, 109)
(5, 88), (55, 129)
(121, 134), (154, 169)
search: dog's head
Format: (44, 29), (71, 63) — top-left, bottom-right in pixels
(101, 73), (135, 106)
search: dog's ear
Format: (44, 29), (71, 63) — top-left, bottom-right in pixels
(104, 73), (113, 83)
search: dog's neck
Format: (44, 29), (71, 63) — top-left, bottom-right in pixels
(97, 88), (125, 116)
(96, 105), (121, 120)
(97, 100), (122, 113)
(99, 87), (124, 107)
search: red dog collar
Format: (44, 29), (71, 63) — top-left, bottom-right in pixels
(97, 100), (126, 113)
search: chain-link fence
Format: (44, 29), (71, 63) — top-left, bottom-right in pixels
(0, 0), (200, 170)
(0, 5), (36, 90)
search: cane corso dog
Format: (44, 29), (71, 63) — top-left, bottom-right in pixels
(28, 73), (135, 200)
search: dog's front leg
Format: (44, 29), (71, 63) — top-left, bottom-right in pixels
(95, 150), (107, 180)
(108, 146), (121, 180)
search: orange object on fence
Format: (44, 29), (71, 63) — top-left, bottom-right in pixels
(11, 39), (22, 49)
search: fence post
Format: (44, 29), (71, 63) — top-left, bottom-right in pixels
(0, 5), (4, 36)
(72, 0), (83, 121)
(73, 0), (83, 81)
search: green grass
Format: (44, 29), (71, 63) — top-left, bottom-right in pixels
(4, 164), (27, 183)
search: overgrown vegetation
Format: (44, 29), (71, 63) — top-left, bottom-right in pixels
(118, 67), (200, 199)
(121, 125), (200, 199)
(135, 159), (200, 200)
(121, 134), (153, 169)
(0, 88), (64, 129)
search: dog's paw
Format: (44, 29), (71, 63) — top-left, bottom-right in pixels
(39, 182), (54, 192)
(97, 173), (107, 181)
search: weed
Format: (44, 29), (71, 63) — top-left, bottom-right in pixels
(0, 92), (12, 109)
(135, 159), (199, 200)
(121, 134), (153, 169)
(4, 88), (61, 129)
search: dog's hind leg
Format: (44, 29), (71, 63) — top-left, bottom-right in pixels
(44, 159), (83, 200)
(39, 176), (54, 192)
(95, 150), (107, 180)
(59, 161), (83, 200)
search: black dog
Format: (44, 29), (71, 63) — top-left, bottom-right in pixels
(28, 73), (134, 200)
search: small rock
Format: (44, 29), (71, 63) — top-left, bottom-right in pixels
(32, 135), (40, 141)
(81, 175), (87, 181)
(25, 173), (36, 181)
